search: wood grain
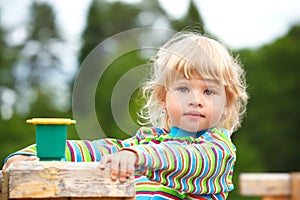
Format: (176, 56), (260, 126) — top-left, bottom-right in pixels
(240, 172), (300, 200)
(2, 161), (135, 200)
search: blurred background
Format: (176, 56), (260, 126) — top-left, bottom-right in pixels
(1, 0), (300, 199)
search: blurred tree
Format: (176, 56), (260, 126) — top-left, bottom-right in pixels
(79, 0), (205, 63)
(238, 24), (300, 172)
(0, 16), (20, 120)
(0, 22), (14, 88)
(24, 2), (61, 84)
(0, 15), (31, 167)
(172, 0), (205, 33)
(77, 0), (206, 140)
(14, 2), (70, 115)
(0, 1), (75, 167)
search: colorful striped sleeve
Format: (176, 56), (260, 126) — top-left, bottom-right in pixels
(4, 132), (142, 163)
(4, 144), (37, 163)
(63, 128), (158, 162)
(64, 139), (135, 162)
(4, 141), (102, 162)
(125, 128), (236, 194)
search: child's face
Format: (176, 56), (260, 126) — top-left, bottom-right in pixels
(164, 77), (227, 133)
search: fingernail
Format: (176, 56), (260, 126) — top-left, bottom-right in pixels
(111, 175), (117, 180)
(111, 172), (118, 180)
(120, 177), (125, 182)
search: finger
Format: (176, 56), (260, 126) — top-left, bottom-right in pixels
(119, 156), (128, 182)
(110, 155), (120, 180)
(110, 168), (119, 181)
(2, 157), (16, 172)
(100, 155), (111, 169)
(2, 164), (8, 174)
(26, 156), (39, 161)
(126, 171), (131, 177)
(2, 155), (38, 174)
(126, 155), (135, 177)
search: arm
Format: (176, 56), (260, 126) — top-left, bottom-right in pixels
(2, 134), (142, 172)
(99, 127), (168, 182)
(125, 128), (236, 194)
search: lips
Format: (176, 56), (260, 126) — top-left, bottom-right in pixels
(184, 111), (205, 118)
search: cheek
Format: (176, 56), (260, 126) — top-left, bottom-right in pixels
(211, 96), (227, 118)
(165, 92), (182, 120)
(213, 97), (226, 108)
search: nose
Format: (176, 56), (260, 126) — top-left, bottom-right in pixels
(189, 92), (204, 107)
(190, 100), (203, 107)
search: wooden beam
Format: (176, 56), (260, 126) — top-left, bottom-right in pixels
(262, 197), (289, 200)
(239, 173), (291, 196)
(291, 172), (300, 200)
(0, 170), (2, 200)
(240, 172), (300, 200)
(2, 161), (135, 200)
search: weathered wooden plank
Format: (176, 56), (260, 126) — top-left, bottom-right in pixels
(0, 171), (2, 191)
(0, 170), (2, 200)
(239, 173), (291, 196)
(291, 172), (300, 200)
(262, 196), (289, 200)
(1, 170), (9, 200)
(3, 161), (135, 199)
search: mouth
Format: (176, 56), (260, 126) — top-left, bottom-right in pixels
(184, 111), (205, 118)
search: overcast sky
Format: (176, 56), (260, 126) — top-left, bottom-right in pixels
(1, 0), (300, 49)
(0, 0), (299, 120)
(161, 0), (300, 48)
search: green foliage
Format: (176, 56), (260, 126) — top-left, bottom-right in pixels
(22, 2), (63, 87)
(238, 24), (300, 172)
(79, 0), (206, 64)
(79, 0), (207, 138)
(95, 50), (147, 139)
(0, 24), (18, 88)
(0, 1), (74, 167)
(172, 0), (205, 33)
(0, 116), (35, 166)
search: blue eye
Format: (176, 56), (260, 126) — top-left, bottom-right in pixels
(204, 89), (214, 95)
(178, 87), (189, 93)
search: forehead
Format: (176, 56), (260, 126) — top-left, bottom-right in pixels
(172, 77), (223, 87)
(162, 57), (227, 87)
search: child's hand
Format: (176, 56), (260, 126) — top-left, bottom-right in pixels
(100, 150), (136, 182)
(2, 155), (39, 174)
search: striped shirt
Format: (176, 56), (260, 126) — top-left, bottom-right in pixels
(6, 127), (236, 199)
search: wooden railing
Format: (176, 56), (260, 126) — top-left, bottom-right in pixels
(3, 163), (299, 200)
(1, 161), (135, 200)
(0, 171), (2, 200)
(239, 172), (300, 200)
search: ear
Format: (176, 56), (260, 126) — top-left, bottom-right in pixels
(160, 90), (166, 109)
(161, 102), (166, 111)
(160, 86), (168, 111)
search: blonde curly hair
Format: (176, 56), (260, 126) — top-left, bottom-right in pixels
(139, 32), (248, 132)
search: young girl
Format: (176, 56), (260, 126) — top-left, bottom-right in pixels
(3, 32), (248, 199)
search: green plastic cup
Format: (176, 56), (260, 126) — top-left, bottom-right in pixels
(27, 118), (76, 161)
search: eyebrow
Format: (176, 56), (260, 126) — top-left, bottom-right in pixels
(173, 79), (189, 84)
(204, 81), (224, 92)
(174, 78), (221, 85)
(170, 79), (223, 92)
